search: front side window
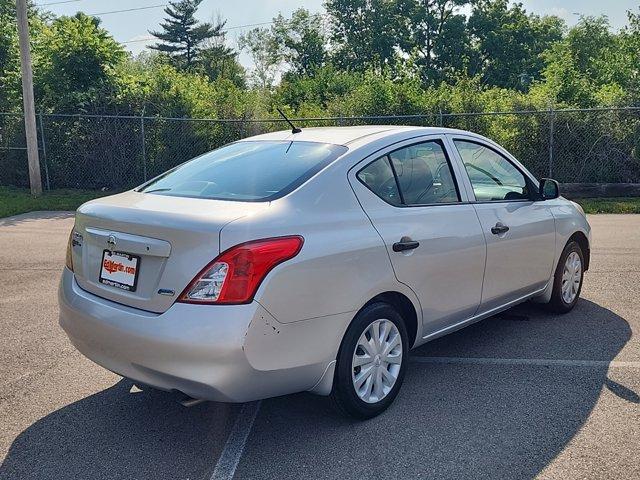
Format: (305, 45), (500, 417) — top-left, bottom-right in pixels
(140, 141), (347, 202)
(454, 140), (530, 202)
(388, 141), (459, 205)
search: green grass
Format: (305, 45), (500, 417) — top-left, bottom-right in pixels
(1, 187), (639, 218)
(575, 197), (640, 214)
(0, 187), (109, 218)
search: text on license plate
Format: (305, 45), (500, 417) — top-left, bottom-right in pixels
(99, 250), (140, 292)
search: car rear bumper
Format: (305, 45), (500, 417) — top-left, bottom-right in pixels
(58, 268), (339, 402)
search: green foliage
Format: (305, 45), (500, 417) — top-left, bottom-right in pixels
(328, 71), (427, 116)
(35, 13), (125, 112)
(275, 66), (360, 112)
(0, 0), (637, 117)
(238, 8), (328, 89)
(397, 0), (472, 84)
(2, 0), (635, 117)
(198, 42), (246, 88)
(238, 27), (280, 89)
(576, 197), (640, 214)
(468, 0), (565, 90)
(0, 6), (20, 111)
(273, 9), (327, 76)
(0, 186), (107, 218)
(325, 0), (401, 73)
(0, 0), (48, 111)
(538, 15), (638, 106)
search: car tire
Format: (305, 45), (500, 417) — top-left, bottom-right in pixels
(330, 302), (409, 419)
(547, 240), (584, 314)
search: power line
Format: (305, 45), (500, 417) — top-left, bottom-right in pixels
(87, 4), (166, 17)
(38, 0), (82, 6)
(225, 20), (274, 31)
(37, 1), (166, 17)
(121, 37), (154, 45)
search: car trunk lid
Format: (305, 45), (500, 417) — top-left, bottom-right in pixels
(70, 191), (269, 313)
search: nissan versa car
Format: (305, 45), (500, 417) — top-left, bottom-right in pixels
(59, 126), (591, 418)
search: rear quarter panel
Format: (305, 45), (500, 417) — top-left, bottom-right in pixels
(218, 150), (422, 327)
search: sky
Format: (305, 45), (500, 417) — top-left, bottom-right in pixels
(35, 0), (639, 68)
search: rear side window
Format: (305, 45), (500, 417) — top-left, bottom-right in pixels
(454, 140), (530, 202)
(357, 140), (460, 207)
(388, 141), (459, 205)
(357, 157), (402, 206)
(140, 141), (347, 202)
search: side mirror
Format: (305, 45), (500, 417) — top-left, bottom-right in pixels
(539, 178), (560, 200)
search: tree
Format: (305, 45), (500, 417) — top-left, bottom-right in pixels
(468, 0), (565, 90)
(275, 66), (361, 112)
(325, 0), (401, 73)
(537, 16), (632, 106)
(35, 13), (126, 112)
(396, 0), (473, 84)
(0, 0), (48, 111)
(199, 44), (246, 88)
(238, 27), (280, 89)
(272, 8), (327, 76)
(620, 8), (640, 100)
(198, 14), (246, 88)
(0, 2), (20, 110)
(149, 0), (217, 69)
(238, 8), (327, 89)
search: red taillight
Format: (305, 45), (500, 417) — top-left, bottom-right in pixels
(178, 236), (304, 305)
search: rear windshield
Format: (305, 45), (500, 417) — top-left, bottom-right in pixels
(139, 141), (348, 202)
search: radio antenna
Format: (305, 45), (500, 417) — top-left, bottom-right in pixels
(276, 108), (302, 134)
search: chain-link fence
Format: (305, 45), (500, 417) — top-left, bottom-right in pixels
(1, 107), (639, 191)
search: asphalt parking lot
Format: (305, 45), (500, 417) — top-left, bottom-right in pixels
(0, 212), (638, 480)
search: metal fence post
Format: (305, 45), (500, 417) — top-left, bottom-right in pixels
(548, 106), (554, 178)
(38, 113), (50, 191)
(140, 114), (147, 182)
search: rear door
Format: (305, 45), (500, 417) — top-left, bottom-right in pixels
(350, 135), (486, 337)
(447, 135), (556, 312)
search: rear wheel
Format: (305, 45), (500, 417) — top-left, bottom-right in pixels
(330, 303), (408, 419)
(548, 240), (584, 313)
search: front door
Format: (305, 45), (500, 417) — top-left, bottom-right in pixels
(449, 137), (556, 312)
(350, 137), (486, 337)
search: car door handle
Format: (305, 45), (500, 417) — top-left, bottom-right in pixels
(393, 238), (420, 252)
(491, 223), (510, 235)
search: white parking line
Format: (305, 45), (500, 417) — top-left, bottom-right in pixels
(210, 401), (262, 480)
(411, 356), (640, 368)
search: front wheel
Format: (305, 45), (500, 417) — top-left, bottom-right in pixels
(330, 303), (409, 419)
(548, 240), (584, 313)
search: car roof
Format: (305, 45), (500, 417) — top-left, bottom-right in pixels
(240, 125), (471, 146)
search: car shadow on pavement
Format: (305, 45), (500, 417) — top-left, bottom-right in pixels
(233, 299), (634, 480)
(1, 299), (633, 480)
(1, 381), (240, 480)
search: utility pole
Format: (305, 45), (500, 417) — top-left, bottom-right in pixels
(16, 0), (42, 195)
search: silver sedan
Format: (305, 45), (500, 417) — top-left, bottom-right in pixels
(59, 126), (591, 418)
